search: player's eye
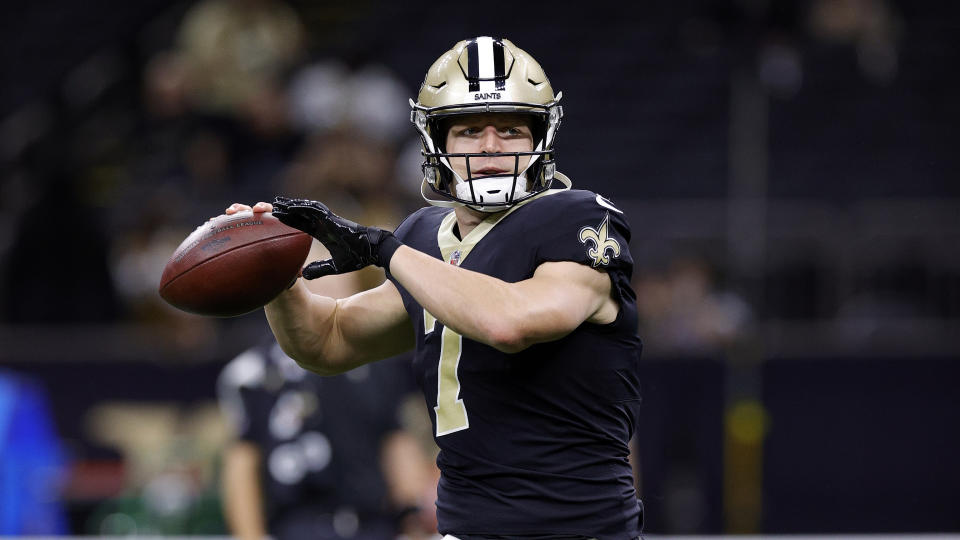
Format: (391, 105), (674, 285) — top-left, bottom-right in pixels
(501, 126), (528, 136)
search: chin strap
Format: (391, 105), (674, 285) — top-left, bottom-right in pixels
(420, 179), (460, 208)
(420, 172), (572, 211)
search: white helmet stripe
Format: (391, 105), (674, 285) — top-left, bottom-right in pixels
(477, 36), (495, 93)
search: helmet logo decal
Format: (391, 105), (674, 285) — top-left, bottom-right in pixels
(474, 92), (502, 100)
(579, 213), (621, 267)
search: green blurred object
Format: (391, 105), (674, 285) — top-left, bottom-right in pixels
(85, 490), (225, 536)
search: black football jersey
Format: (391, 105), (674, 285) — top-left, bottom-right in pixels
(217, 336), (413, 534)
(388, 187), (643, 538)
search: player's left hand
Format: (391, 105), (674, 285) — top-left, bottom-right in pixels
(271, 196), (402, 278)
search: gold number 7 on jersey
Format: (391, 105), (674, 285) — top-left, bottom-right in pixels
(435, 326), (469, 436)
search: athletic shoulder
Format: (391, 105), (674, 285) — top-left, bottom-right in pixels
(217, 346), (268, 393)
(525, 188), (629, 230)
(515, 187), (633, 276)
(216, 345), (271, 436)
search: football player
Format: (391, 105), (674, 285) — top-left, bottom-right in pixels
(228, 37), (643, 538)
(217, 338), (435, 539)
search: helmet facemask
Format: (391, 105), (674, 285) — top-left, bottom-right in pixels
(410, 37), (564, 212)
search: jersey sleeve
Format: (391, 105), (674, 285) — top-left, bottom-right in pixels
(215, 347), (267, 442)
(530, 190), (636, 314)
(533, 191), (634, 279)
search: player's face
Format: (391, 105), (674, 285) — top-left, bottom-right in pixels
(444, 113), (534, 180)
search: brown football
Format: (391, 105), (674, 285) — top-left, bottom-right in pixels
(159, 211), (312, 317)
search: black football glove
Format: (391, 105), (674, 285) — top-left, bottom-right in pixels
(272, 197), (403, 279)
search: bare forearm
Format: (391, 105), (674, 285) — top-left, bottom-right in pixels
(265, 281), (415, 373)
(265, 281), (345, 374)
(381, 432), (430, 507)
(222, 443), (267, 540)
(388, 246), (578, 352)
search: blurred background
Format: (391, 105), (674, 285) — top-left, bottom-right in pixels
(0, 0), (958, 536)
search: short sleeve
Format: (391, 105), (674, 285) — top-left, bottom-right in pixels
(533, 191), (634, 280)
(216, 348), (267, 441)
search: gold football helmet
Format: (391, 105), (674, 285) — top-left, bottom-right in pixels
(410, 37), (564, 211)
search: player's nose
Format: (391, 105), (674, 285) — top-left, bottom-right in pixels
(479, 126), (502, 153)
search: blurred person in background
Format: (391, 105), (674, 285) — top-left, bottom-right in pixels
(217, 53), (435, 539)
(218, 261), (437, 540)
(283, 58), (419, 217)
(174, 0), (305, 118)
(218, 337), (437, 540)
(126, 0), (307, 222)
(111, 39), (417, 325)
(173, 0), (306, 173)
(228, 36), (644, 537)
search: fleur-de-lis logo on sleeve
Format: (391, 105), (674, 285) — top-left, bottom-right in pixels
(578, 213), (621, 267)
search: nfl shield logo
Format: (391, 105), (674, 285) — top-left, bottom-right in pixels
(449, 250), (461, 266)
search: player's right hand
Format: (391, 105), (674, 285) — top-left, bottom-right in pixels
(225, 202), (273, 215)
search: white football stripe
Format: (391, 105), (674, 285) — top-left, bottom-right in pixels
(477, 36), (495, 78)
(477, 36), (496, 92)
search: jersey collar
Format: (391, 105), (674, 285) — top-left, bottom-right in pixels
(436, 172), (571, 266)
